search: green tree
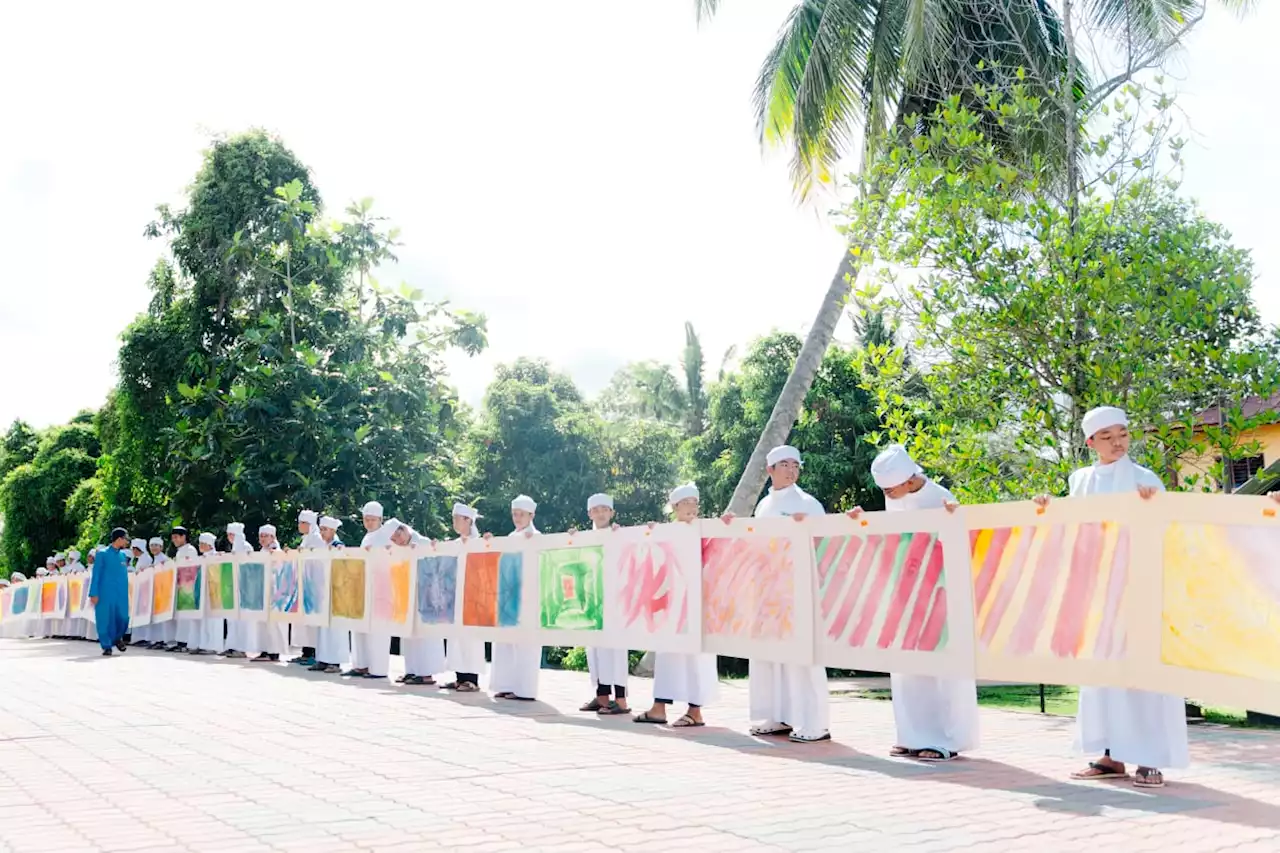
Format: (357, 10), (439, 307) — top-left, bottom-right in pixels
(696, 0), (1253, 516)
(854, 86), (1280, 501)
(602, 419), (683, 525)
(597, 361), (688, 425)
(464, 359), (609, 535)
(0, 420), (40, 481)
(680, 322), (708, 437)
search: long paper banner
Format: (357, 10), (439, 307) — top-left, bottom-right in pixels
(3, 493), (1278, 713)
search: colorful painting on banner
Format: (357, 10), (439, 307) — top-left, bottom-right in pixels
(299, 558), (329, 626)
(615, 540), (690, 635)
(206, 562), (237, 615)
(131, 573), (153, 627)
(970, 521), (1130, 663)
(55, 580), (69, 616)
(370, 558), (413, 632)
(1162, 522), (1280, 684)
(415, 556), (457, 626)
(238, 561), (267, 622)
(175, 565), (203, 619)
(329, 557), (368, 631)
(151, 568), (175, 623)
(68, 577), (84, 615)
(461, 553), (523, 628)
(12, 585), (29, 617)
(270, 559), (300, 620)
(41, 581), (58, 616)
(700, 532), (813, 663)
(816, 532), (949, 654)
(540, 546), (604, 631)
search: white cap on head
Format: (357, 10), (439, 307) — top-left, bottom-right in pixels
(319, 515), (342, 530)
(1082, 406), (1128, 439)
(766, 445), (802, 467)
(148, 536), (163, 547)
(452, 503), (480, 520)
(226, 522), (245, 535)
(511, 495), (537, 513)
(46, 557), (56, 565)
(298, 509), (318, 525)
(198, 532), (216, 546)
(54, 552), (65, 560)
(11, 572), (26, 582)
(36, 567), (48, 576)
(382, 518), (403, 537)
(362, 501), (384, 518)
(587, 493), (613, 511)
(67, 549), (80, 560)
(0, 578), (8, 587)
(871, 444), (923, 489)
(259, 524), (277, 536)
(130, 539), (146, 551)
(669, 482), (699, 505)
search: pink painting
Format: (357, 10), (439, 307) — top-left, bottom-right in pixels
(701, 537), (794, 641)
(616, 540), (689, 635)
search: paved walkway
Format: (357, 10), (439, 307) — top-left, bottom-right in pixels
(2, 639), (1279, 852)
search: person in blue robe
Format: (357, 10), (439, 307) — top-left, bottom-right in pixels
(90, 528), (131, 656)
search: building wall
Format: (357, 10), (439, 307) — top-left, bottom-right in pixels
(1174, 423), (1280, 492)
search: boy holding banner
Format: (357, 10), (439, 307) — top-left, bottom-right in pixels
(189, 532), (225, 656)
(163, 527), (198, 653)
(290, 510), (320, 666)
(577, 493), (629, 715)
(489, 495), (542, 701)
(251, 524), (288, 662)
(345, 502), (392, 680)
(1035, 406), (1186, 789)
(310, 515), (349, 674)
(395, 521), (446, 686)
(849, 445), (978, 762)
(439, 503), (486, 692)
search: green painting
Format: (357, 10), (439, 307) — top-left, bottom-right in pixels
(539, 545), (605, 631)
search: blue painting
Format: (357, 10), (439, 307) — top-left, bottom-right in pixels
(239, 562), (266, 612)
(498, 553), (523, 628)
(416, 556), (457, 625)
(302, 559), (327, 616)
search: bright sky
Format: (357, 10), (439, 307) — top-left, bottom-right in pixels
(2, 1), (1276, 430)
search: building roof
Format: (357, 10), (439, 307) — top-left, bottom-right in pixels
(1193, 392), (1280, 427)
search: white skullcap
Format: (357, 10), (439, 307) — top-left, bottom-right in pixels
(130, 539), (146, 551)
(149, 537), (163, 547)
(319, 516), (342, 530)
(766, 445), (802, 467)
(298, 509), (318, 525)
(452, 503), (481, 520)
(587, 493), (613, 511)
(511, 495), (537, 513)
(55, 552), (66, 560)
(226, 522), (245, 535)
(68, 549), (80, 559)
(669, 482), (699, 505)
(198, 532), (216, 545)
(1082, 406), (1128, 439)
(46, 557), (56, 565)
(871, 444), (923, 489)
(0, 578), (8, 587)
(36, 568), (48, 576)
(11, 572), (25, 582)
(259, 524), (277, 536)
(382, 518), (403, 537)
(361, 501), (384, 518)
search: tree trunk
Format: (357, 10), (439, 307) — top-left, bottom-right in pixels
(725, 245), (862, 515)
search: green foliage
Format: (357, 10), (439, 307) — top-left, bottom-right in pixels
(597, 360), (688, 424)
(602, 419), (682, 525)
(853, 86), (1280, 500)
(0, 420), (39, 481)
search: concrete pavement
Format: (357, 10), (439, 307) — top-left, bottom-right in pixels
(2, 638), (1279, 852)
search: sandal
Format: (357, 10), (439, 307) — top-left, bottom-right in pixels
(596, 701), (628, 716)
(890, 746), (919, 757)
(1133, 768), (1164, 789)
(789, 731), (831, 743)
(580, 698), (604, 712)
(1071, 762), (1128, 781)
(915, 747), (956, 761)
(493, 691), (515, 699)
(362, 673), (387, 680)
(395, 674), (412, 683)
(341, 669), (366, 678)
(307, 662), (328, 672)
(633, 712), (667, 724)
(750, 724), (793, 737)
(671, 713), (704, 728)
(454, 682), (479, 692)
(322, 664), (341, 674)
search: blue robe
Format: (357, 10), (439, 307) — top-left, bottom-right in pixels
(90, 545), (130, 650)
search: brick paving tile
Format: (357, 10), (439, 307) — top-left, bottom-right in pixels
(3, 638), (1280, 852)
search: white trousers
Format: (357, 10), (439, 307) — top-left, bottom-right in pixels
(316, 628), (349, 666)
(749, 661), (830, 738)
(446, 637), (487, 676)
(490, 643), (540, 698)
(652, 652), (719, 706)
(193, 618), (225, 653)
(891, 674), (979, 753)
(1076, 687), (1189, 769)
(352, 632), (390, 676)
(291, 624), (317, 649)
(404, 638), (446, 676)
(586, 647), (629, 689)
(239, 622), (288, 656)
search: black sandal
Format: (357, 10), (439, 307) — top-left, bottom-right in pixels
(596, 701), (627, 715)
(580, 698), (604, 712)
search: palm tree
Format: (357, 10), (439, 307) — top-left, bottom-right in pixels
(681, 322), (708, 437)
(699, 0), (1255, 514)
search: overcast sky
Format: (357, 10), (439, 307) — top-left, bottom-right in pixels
(2, 1), (1276, 430)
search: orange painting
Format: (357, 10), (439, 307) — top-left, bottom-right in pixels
(41, 582), (58, 614)
(68, 578), (84, 615)
(373, 559), (412, 625)
(152, 568), (176, 618)
(463, 552), (499, 627)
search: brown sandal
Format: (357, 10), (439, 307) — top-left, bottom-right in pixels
(580, 698), (604, 712)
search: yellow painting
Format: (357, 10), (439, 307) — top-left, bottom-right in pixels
(330, 558), (367, 620)
(1163, 522), (1280, 682)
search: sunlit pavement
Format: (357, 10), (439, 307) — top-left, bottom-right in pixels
(2, 638), (1279, 852)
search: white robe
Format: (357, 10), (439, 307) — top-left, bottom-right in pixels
(313, 536), (349, 666)
(243, 542), (288, 656)
(150, 553), (177, 645)
(885, 478), (980, 753)
(652, 650), (719, 706)
(398, 530), (445, 676)
(489, 524), (541, 698)
(292, 531), (326, 650)
(223, 538), (254, 652)
(351, 527), (391, 676)
(748, 484), (831, 738)
(1070, 457), (1189, 769)
(587, 647), (629, 689)
(445, 534), (487, 678)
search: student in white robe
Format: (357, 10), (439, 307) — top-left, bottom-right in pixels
(148, 538), (176, 650)
(575, 493), (629, 715)
(847, 445), (978, 761)
(344, 501), (392, 679)
(310, 516), (349, 674)
(250, 524), (288, 662)
(63, 550), (87, 640)
(634, 483), (720, 728)
(489, 495), (542, 701)
(1035, 406), (1187, 790)
(34, 566), (52, 639)
(290, 510), (320, 666)
(221, 523), (253, 658)
(722, 446), (831, 743)
(0, 578), (9, 640)
(188, 532), (227, 656)
(165, 527), (199, 652)
(390, 522), (446, 686)
(438, 503), (487, 692)
(83, 553), (100, 643)
(129, 540), (153, 646)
